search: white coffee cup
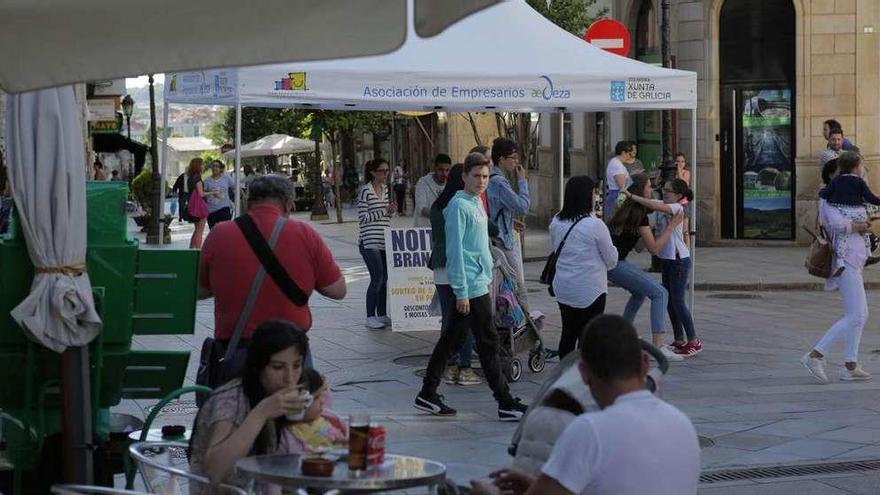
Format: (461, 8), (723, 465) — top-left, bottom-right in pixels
(285, 391), (314, 421)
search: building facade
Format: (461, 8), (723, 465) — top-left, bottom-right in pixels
(526, 0), (879, 244)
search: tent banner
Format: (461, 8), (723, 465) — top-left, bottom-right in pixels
(236, 68), (696, 111)
(384, 228), (440, 332)
(165, 70), (239, 104)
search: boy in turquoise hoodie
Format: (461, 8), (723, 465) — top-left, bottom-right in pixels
(415, 153), (528, 421)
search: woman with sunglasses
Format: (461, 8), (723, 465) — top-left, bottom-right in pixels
(357, 158), (396, 329)
(624, 178), (702, 356)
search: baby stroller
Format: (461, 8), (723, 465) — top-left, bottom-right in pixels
(490, 242), (546, 382)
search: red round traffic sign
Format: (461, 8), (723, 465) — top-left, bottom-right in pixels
(584, 19), (632, 57)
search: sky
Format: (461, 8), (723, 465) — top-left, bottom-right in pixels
(125, 74), (165, 89)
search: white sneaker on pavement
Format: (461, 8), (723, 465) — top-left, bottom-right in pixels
(660, 345), (684, 362)
(840, 366), (872, 381)
(800, 353), (829, 384)
(366, 316), (386, 329)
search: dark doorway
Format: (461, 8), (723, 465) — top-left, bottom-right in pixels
(719, 0), (796, 239)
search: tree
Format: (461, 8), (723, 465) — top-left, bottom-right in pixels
(220, 107), (313, 144)
(313, 111), (391, 222)
(492, 0), (607, 171)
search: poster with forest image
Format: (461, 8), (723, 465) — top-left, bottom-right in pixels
(741, 89), (793, 239)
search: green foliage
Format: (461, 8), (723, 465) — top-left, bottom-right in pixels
(131, 168), (153, 211)
(200, 151), (220, 164)
(221, 107), (314, 144)
(526, 0), (608, 37)
(206, 109), (230, 146)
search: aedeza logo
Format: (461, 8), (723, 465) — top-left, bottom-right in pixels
(275, 72), (308, 91)
(610, 81), (626, 102)
(533, 75), (571, 101)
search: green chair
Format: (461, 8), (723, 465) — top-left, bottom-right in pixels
(123, 385), (211, 489)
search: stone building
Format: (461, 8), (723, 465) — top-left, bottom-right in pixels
(527, 0), (879, 244)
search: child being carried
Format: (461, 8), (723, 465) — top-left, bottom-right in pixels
(819, 152), (880, 276)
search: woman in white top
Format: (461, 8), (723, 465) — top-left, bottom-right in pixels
(357, 158), (396, 329)
(801, 157), (872, 383)
(550, 176), (618, 358)
(625, 178), (701, 357)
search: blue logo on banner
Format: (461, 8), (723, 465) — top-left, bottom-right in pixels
(610, 81), (626, 102)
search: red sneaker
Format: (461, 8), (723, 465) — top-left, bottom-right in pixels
(670, 341), (689, 355)
(684, 340), (703, 356)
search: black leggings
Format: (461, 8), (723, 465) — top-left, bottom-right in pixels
(557, 294), (607, 358)
(422, 294), (511, 403)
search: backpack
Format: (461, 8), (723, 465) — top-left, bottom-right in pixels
(802, 225), (832, 279)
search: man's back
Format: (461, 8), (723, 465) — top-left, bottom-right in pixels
(199, 203), (342, 338)
(542, 390), (699, 495)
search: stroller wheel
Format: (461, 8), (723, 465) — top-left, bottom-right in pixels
(528, 351), (546, 373)
(507, 358), (522, 382)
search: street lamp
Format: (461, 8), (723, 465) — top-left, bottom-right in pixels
(121, 94), (134, 185)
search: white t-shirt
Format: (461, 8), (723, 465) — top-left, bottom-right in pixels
(413, 173), (445, 228)
(654, 201), (690, 260)
(605, 157), (629, 191)
(542, 390), (700, 495)
(549, 215), (618, 308)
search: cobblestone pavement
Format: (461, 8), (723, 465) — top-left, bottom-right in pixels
(121, 210), (880, 493)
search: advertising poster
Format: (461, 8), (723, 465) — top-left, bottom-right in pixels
(385, 228), (440, 332)
(741, 89), (793, 239)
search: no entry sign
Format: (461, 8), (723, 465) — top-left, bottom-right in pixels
(584, 19), (631, 57)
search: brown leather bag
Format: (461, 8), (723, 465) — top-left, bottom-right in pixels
(803, 225), (833, 279)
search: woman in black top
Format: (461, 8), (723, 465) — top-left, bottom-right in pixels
(606, 173), (683, 360)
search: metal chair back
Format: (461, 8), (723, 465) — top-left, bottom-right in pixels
(128, 441), (247, 495)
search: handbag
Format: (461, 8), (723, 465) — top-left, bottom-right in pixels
(540, 216), (587, 296)
(195, 215), (290, 406)
(187, 185), (209, 219)
(803, 224), (833, 279)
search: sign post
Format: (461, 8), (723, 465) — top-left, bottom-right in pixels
(584, 19), (632, 57)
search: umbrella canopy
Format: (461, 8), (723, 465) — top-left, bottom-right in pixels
(222, 133), (316, 159)
(0, 0), (500, 93)
(4, 86), (102, 352)
(165, 1), (696, 112)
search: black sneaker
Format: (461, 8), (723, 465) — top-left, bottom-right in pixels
(498, 397), (528, 422)
(414, 392), (457, 416)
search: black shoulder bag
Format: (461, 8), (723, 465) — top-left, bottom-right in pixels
(540, 216), (587, 296)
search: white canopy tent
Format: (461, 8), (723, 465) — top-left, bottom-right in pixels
(221, 133), (316, 159)
(165, 0), (700, 307)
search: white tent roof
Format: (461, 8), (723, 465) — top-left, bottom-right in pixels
(165, 1), (696, 112)
(222, 134), (316, 158)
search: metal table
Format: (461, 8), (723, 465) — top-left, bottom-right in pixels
(236, 453), (446, 493)
(127, 428), (191, 442)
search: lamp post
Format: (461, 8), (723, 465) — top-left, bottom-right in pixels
(146, 75), (162, 245)
(121, 94), (134, 185)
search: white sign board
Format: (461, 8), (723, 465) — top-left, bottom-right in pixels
(87, 98), (116, 122)
(164, 70), (238, 105)
(385, 228), (439, 332)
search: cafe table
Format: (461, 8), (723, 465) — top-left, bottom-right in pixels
(236, 453), (447, 493)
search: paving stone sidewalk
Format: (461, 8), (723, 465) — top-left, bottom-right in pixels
(120, 210), (880, 494)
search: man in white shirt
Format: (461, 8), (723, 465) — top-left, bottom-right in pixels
(471, 314), (700, 495)
(819, 128), (845, 167)
(413, 153), (452, 227)
(605, 141), (637, 222)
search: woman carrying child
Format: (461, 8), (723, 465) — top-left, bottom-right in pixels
(801, 155), (873, 383)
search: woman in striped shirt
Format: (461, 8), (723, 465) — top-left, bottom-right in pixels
(358, 158), (396, 329)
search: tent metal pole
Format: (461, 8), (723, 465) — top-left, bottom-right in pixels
(61, 346), (93, 484)
(159, 101), (168, 230)
(557, 112), (564, 211)
(690, 108), (697, 313)
(234, 104), (242, 216)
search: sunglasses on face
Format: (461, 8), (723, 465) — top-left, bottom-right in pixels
(374, 169), (390, 173)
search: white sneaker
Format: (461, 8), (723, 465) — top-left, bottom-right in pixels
(365, 316), (386, 329)
(800, 353), (829, 384)
(660, 345), (685, 362)
(841, 366), (872, 381)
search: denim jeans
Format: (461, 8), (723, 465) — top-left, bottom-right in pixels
(660, 257), (697, 342)
(436, 284), (475, 367)
(608, 259), (669, 334)
(605, 189), (620, 222)
(359, 244), (387, 317)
